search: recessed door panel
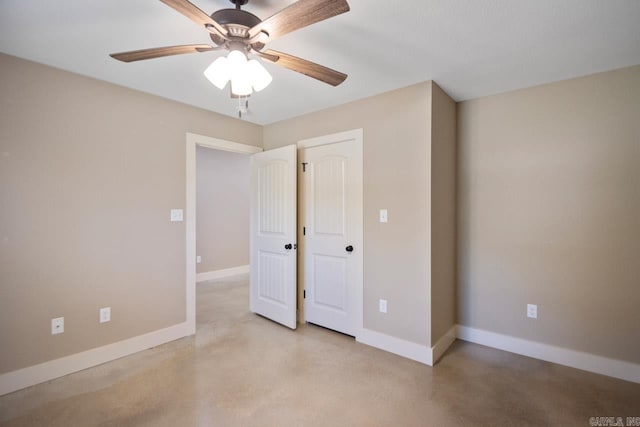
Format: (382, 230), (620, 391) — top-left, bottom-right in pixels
(314, 157), (346, 237)
(258, 251), (288, 306)
(258, 161), (287, 235)
(312, 254), (347, 312)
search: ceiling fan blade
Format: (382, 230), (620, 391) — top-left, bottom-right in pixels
(249, 0), (349, 41)
(110, 44), (218, 63)
(263, 49), (347, 86)
(159, 0), (228, 37)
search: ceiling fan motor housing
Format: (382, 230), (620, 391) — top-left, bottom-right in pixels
(210, 8), (262, 43)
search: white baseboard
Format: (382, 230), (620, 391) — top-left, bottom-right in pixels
(3, 319), (635, 396)
(196, 265), (249, 283)
(356, 326), (457, 367)
(0, 322), (190, 396)
(431, 325), (457, 364)
(457, 325), (640, 384)
(357, 328), (433, 365)
(356, 324), (639, 383)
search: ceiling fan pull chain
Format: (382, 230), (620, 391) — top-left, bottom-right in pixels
(236, 95), (249, 119)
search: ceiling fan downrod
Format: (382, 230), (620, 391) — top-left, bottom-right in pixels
(230, 0), (249, 9)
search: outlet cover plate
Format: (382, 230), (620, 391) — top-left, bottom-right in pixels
(100, 307), (111, 323)
(527, 304), (538, 319)
(51, 317), (64, 334)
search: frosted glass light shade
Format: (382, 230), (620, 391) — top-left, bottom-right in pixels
(227, 50), (247, 75)
(247, 59), (272, 92)
(203, 57), (230, 89)
(231, 71), (252, 96)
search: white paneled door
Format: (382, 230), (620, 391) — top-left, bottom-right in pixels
(250, 145), (297, 329)
(300, 135), (363, 336)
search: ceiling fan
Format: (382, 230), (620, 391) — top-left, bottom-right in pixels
(110, 0), (350, 96)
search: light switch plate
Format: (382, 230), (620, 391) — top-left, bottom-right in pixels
(51, 317), (64, 335)
(170, 209), (183, 222)
(379, 209), (388, 223)
(527, 304), (538, 319)
(196, 256), (202, 264)
(379, 299), (388, 313)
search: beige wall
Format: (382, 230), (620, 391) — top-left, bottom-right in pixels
(11, 43), (629, 377)
(430, 84), (457, 344)
(196, 146), (249, 273)
(264, 82), (433, 346)
(457, 65), (640, 363)
(0, 53), (261, 374)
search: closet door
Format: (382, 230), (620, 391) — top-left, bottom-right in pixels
(249, 145), (297, 329)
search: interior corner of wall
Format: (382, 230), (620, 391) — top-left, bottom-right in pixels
(430, 324), (457, 365)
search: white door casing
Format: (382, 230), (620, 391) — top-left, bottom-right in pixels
(186, 132), (262, 335)
(299, 131), (363, 336)
(250, 144), (297, 329)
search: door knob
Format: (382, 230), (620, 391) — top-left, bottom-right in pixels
(285, 243), (293, 250)
(346, 245), (354, 253)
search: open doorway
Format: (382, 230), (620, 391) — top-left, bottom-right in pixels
(185, 133), (262, 335)
(195, 146), (250, 282)
(195, 145), (252, 327)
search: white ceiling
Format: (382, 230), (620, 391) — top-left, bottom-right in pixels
(1, 0), (640, 125)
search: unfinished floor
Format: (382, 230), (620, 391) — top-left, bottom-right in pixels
(1, 275), (638, 426)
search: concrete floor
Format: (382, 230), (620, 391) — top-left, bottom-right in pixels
(1, 275), (638, 426)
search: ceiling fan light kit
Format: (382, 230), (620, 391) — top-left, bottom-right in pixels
(204, 49), (272, 96)
(110, 0), (350, 113)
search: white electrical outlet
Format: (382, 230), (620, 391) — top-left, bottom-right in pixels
(51, 317), (64, 335)
(379, 209), (388, 223)
(527, 304), (538, 319)
(100, 307), (111, 323)
(379, 299), (388, 313)
(170, 209), (183, 222)
(196, 255), (202, 264)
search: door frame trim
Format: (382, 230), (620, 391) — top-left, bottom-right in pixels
(297, 129), (363, 149)
(297, 128), (364, 339)
(185, 132), (262, 334)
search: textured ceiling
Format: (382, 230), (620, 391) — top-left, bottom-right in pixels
(1, 0), (640, 125)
